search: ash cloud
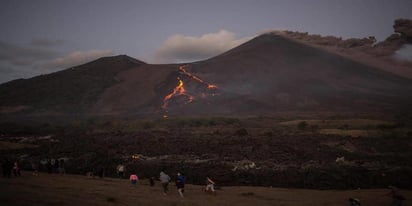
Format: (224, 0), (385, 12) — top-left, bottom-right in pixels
(394, 44), (412, 62)
(154, 30), (252, 63)
(30, 38), (64, 47)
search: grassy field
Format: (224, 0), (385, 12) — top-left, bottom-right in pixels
(1, 171), (410, 206)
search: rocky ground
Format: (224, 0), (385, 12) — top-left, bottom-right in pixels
(1, 117), (411, 189)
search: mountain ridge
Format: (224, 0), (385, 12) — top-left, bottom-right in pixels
(1, 34), (411, 118)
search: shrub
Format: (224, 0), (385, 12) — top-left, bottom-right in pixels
(297, 121), (308, 130)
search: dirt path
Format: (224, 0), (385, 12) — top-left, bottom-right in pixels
(0, 171), (410, 206)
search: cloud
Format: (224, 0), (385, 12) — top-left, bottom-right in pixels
(43, 49), (114, 69)
(394, 44), (412, 62)
(0, 46), (114, 84)
(154, 30), (252, 63)
(30, 38), (64, 47)
(0, 41), (59, 66)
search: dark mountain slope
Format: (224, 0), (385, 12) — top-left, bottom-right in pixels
(179, 33), (412, 114)
(0, 55), (145, 114)
(1, 34), (412, 118)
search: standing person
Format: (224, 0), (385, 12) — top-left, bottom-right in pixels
(2, 158), (12, 178)
(176, 172), (186, 198)
(149, 177), (155, 186)
(386, 186), (405, 206)
(59, 159), (65, 175)
(98, 167), (105, 178)
(159, 171), (171, 195)
(116, 164), (125, 178)
(13, 161), (21, 177)
(31, 161), (39, 176)
(205, 175), (216, 194)
(53, 159), (59, 174)
(129, 173), (139, 186)
(47, 159), (52, 174)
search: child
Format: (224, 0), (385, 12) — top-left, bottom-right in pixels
(129, 173), (139, 186)
(205, 176), (216, 194)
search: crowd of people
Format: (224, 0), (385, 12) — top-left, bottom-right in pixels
(118, 163), (215, 198)
(2, 158), (65, 178)
(1, 158), (20, 178)
(1, 159), (407, 204)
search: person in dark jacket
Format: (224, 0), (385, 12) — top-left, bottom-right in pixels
(176, 172), (186, 198)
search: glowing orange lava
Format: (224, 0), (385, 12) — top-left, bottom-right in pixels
(161, 78), (193, 109)
(161, 65), (218, 111)
(179, 65), (219, 89)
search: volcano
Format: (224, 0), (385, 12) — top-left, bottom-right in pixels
(1, 33), (412, 118)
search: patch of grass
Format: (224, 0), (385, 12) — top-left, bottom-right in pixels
(319, 129), (374, 137)
(279, 119), (393, 129)
(239, 192), (255, 196)
(0, 141), (38, 150)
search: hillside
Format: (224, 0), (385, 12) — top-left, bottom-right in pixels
(167, 33), (412, 116)
(0, 33), (412, 118)
(0, 55), (145, 115)
(1, 172), (411, 206)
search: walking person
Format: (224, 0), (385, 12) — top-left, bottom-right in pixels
(129, 172), (139, 186)
(13, 161), (21, 177)
(176, 172), (186, 198)
(58, 159), (65, 175)
(205, 175), (216, 195)
(159, 171), (171, 195)
(31, 160), (39, 176)
(116, 164), (125, 178)
(149, 177), (155, 186)
(2, 158), (12, 178)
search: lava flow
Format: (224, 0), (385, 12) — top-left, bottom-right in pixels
(161, 78), (193, 109)
(179, 66), (218, 89)
(161, 65), (218, 111)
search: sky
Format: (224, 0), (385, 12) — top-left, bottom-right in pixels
(0, 0), (411, 84)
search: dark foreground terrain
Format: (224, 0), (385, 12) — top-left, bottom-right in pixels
(1, 171), (411, 206)
(1, 117), (412, 190)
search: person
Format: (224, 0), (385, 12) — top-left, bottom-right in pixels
(47, 159), (52, 174)
(205, 175), (216, 194)
(386, 186), (405, 206)
(13, 161), (21, 177)
(176, 172), (186, 198)
(53, 159), (59, 174)
(98, 167), (105, 178)
(31, 161), (39, 176)
(59, 159), (65, 175)
(129, 173), (139, 186)
(2, 158), (12, 178)
(349, 198), (361, 206)
(116, 164), (125, 178)
(149, 177), (155, 186)
(159, 171), (171, 195)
